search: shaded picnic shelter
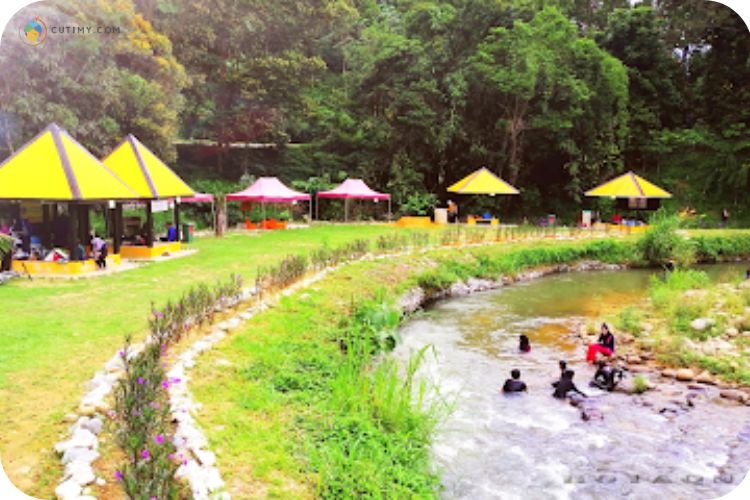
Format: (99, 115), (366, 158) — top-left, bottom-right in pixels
(447, 167), (520, 225)
(102, 134), (195, 258)
(0, 123), (140, 274)
(585, 171), (672, 211)
(316, 178), (391, 221)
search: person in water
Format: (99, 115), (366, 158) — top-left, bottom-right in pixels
(590, 361), (623, 391)
(552, 360), (567, 388)
(503, 369), (527, 393)
(519, 334), (531, 353)
(586, 323), (615, 363)
(553, 369), (586, 399)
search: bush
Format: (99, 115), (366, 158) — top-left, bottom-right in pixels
(615, 306), (642, 334)
(637, 211), (695, 266)
(632, 375), (649, 394)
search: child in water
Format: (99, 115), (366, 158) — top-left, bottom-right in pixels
(519, 334), (531, 353)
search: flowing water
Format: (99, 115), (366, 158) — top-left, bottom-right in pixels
(393, 264), (750, 499)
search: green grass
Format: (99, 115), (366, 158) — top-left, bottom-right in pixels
(0, 224), (401, 495)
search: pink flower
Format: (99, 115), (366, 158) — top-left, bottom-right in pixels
(169, 377), (182, 384)
(114, 470), (123, 481)
(149, 401), (160, 409)
(137, 377), (146, 385)
(154, 434), (165, 445)
(141, 449), (151, 460)
(161, 380), (170, 389)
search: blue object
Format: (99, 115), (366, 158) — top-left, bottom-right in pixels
(483, 212), (491, 220)
(167, 226), (178, 242)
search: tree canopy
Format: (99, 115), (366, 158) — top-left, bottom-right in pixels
(0, 0), (748, 217)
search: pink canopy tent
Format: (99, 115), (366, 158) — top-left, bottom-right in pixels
(181, 192), (214, 203)
(316, 178), (391, 221)
(226, 177), (311, 223)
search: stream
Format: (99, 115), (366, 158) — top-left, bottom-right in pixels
(393, 264), (750, 499)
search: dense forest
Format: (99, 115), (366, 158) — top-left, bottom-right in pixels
(0, 0), (748, 222)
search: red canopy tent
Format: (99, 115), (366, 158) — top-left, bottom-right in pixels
(316, 178), (391, 221)
(226, 177), (311, 224)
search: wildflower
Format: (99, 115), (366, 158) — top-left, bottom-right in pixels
(114, 470), (123, 481)
(154, 434), (165, 445)
(141, 449), (151, 460)
(149, 401), (160, 409)
(161, 380), (170, 389)
(118, 350), (126, 358)
(137, 377), (146, 385)
(169, 377), (182, 384)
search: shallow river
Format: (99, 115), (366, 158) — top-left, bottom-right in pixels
(393, 264), (750, 499)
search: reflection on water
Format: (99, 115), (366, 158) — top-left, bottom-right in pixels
(392, 264), (750, 499)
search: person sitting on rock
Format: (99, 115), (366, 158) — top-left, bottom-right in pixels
(502, 369), (527, 393)
(590, 361), (623, 391)
(519, 334), (531, 353)
(586, 323), (615, 363)
(553, 369), (586, 399)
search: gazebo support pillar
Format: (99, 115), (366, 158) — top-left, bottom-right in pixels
(42, 204), (52, 248)
(145, 201), (154, 248)
(173, 199), (181, 240)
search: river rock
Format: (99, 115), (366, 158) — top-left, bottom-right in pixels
(55, 429), (98, 454)
(725, 327), (739, 337)
(675, 368), (695, 381)
(625, 354), (642, 364)
(77, 404), (97, 417)
(720, 389), (748, 403)
(63, 461), (96, 485)
(661, 368), (677, 378)
(55, 479), (81, 500)
(695, 371), (716, 385)
(61, 447), (100, 465)
(690, 318), (715, 332)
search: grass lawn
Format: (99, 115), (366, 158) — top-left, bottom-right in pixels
(0, 224), (400, 495)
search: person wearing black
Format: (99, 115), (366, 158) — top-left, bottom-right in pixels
(552, 360), (567, 388)
(519, 334), (531, 353)
(502, 369), (527, 393)
(590, 361), (623, 391)
(586, 323), (615, 363)
(553, 369), (586, 399)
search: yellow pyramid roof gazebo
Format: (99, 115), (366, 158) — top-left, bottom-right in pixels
(102, 135), (194, 199)
(447, 167), (520, 195)
(585, 171), (672, 199)
(0, 123), (139, 200)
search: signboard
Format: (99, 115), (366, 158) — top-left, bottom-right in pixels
(151, 200), (169, 213)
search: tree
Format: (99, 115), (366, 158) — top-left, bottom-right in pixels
(0, 0), (186, 161)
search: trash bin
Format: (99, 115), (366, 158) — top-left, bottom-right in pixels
(181, 223), (195, 243)
(547, 214), (556, 226)
(434, 208), (448, 225)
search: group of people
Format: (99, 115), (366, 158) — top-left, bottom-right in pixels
(502, 324), (622, 398)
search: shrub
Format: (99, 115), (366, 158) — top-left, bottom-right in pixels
(637, 212), (695, 266)
(615, 306), (642, 334)
(632, 375), (649, 394)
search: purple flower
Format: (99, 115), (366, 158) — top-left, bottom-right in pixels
(114, 470), (123, 481)
(137, 377), (146, 385)
(154, 434), (165, 445)
(149, 401), (160, 409)
(168, 453), (175, 460)
(169, 377), (182, 384)
(118, 350), (126, 358)
(141, 449), (151, 460)
(161, 380), (170, 389)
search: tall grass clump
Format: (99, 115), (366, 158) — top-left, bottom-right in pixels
(308, 298), (440, 498)
(637, 211), (695, 267)
(615, 305), (642, 334)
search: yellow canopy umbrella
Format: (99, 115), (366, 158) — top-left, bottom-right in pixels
(0, 123), (139, 200)
(102, 134), (194, 199)
(447, 167), (520, 195)
(585, 171), (671, 199)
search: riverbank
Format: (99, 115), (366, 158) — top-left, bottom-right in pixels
(188, 234), (750, 496)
